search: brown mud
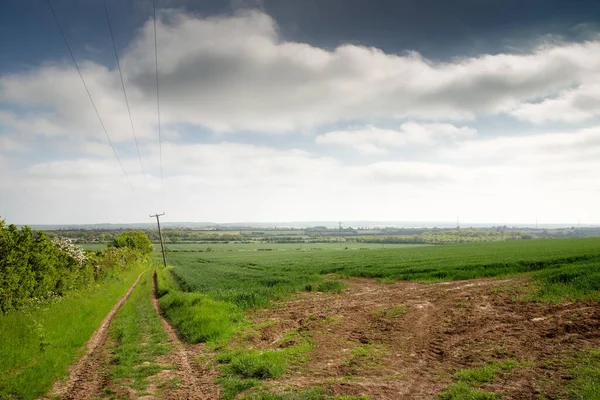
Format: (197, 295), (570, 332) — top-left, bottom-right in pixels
(237, 278), (600, 399)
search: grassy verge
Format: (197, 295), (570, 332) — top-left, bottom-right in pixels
(107, 269), (172, 395)
(0, 262), (148, 400)
(156, 266), (245, 343)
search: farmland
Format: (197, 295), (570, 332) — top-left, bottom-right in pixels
(2, 235), (600, 399)
(153, 237), (600, 399)
(166, 237), (600, 306)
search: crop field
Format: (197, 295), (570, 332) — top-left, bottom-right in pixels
(167, 237), (600, 306)
(153, 237), (600, 399)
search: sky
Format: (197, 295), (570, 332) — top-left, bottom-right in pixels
(1, 0), (600, 225)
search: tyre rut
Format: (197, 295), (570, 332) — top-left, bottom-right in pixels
(47, 269), (148, 400)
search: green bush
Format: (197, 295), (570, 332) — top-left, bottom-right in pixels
(111, 231), (153, 255)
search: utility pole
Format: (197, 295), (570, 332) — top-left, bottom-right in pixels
(150, 212), (167, 268)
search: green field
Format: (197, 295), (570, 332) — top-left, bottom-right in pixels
(165, 242), (427, 251)
(156, 237), (600, 343)
(166, 237), (600, 311)
(156, 237), (600, 399)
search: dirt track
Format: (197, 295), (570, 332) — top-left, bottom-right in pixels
(45, 270), (219, 400)
(242, 278), (600, 399)
(46, 275), (600, 399)
(49, 270), (148, 400)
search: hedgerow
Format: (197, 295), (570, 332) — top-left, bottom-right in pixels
(0, 219), (150, 313)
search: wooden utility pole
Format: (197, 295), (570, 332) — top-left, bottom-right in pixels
(150, 212), (167, 268)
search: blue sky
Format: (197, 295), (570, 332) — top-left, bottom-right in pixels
(1, 0), (600, 225)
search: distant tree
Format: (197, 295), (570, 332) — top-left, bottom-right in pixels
(110, 231), (153, 255)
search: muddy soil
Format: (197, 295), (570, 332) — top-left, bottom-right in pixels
(240, 278), (600, 399)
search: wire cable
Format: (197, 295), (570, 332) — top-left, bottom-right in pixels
(46, 0), (138, 199)
(153, 0), (164, 198)
(102, 0), (147, 184)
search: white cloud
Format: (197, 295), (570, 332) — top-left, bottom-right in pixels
(356, 161), (463, 183)
(440, 126), (600, 165)
(316, 123), (477, 153)
(510, 83), (600, 123)
(1, 125), (598, 224)
(2, 10), (600, 137)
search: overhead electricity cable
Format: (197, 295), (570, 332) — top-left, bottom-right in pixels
(152, 0), (164, 200)
(102, 0), (147, 184)
(46, 0), (139, 200)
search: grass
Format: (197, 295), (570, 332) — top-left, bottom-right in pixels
(439, 382), (499, 400)
(108, 269), (171, 392)
(452, 360), (518, 385)
(155, 238), (600, 347)
(568, 349), (600, 399)
(372, 305), (409, 319)
(155, 266), (245, 343)
(158, 238), (600, 397)
(343, 343), (386, 374)
(228, 385), (369, 400)
(316, 280), (345, 293)
(226, 350), (288, 379)
(0, 262), (148, 400)
(168, 238), (600, 313)
(438, 359), (518, 399)
(216, 350), (288, 400)
(216, 324), (315, 399)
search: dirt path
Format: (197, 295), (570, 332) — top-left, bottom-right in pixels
(149, 271), (220, 400)
(49, 270), (148, 400)
(238, 278), (600, 399)
(46, 270), (220, 400)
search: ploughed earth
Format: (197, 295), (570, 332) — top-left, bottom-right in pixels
(229, 278), (600, 399)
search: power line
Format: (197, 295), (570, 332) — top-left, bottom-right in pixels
(103, 0), (147, 183)
(46, 0), (138, 199)
(153, 0), (164, 198)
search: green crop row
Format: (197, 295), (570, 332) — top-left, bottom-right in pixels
(168, 238), (600, 310)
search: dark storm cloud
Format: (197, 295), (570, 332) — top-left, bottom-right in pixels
(248, 0), (600, 58)
(2, 0), (599, 73)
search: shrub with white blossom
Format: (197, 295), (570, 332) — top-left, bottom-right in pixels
(52, 237), (87, 267)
